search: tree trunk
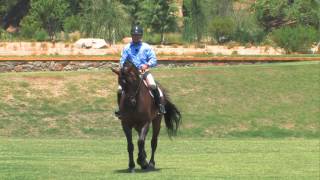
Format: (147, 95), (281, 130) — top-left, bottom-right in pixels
(160, 28), (165, 45)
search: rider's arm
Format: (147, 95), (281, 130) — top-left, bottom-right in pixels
(120, 46), (129, 68)
(146, 48), (157, 68)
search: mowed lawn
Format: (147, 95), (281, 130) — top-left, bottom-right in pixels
(0, 138), (319, 180)
(0, 61), (319, 138)
(0, 61), (319, 179)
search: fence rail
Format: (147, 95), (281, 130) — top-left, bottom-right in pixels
(0, 56), (319, 62)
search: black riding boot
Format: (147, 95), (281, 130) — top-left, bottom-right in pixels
(152, 89), (166, 114)
(114, 91), (122, 118)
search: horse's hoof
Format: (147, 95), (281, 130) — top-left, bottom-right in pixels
(140, 163), (149, 170)
(137, 158), (149, 169)
(128, 168), (135, 173)
(148, 162), (155, 170)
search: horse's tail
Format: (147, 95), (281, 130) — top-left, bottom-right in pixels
(164, 99), (182, 137)
(156, 82), (181, 137)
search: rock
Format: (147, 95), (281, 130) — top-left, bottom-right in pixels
(6, 25), (18, 33)
(122, 37), (132, 44)
(74, 39), (109, 49)
(53, 63), (64, 71)
(14, 65), (23, 72)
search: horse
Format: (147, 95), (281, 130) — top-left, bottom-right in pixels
(111, 61), (181, 172)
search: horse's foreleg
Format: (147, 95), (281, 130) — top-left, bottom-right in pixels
(137, 122), (150, 169)
(122, 124), (135, 172)
(149, 117), (161, 169)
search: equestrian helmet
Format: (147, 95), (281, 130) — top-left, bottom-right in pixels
(131, 25), (143, 36)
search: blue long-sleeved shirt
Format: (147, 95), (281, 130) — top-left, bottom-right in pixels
(120, 42), (157, 69)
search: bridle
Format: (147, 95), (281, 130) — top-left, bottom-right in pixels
(121, 66), (144, 106)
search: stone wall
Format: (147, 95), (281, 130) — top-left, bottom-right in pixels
(0, 61), (117, 72)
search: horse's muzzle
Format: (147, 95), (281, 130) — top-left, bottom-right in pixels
(130, 97), (136, 106)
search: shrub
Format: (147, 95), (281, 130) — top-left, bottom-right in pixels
(63, 15), (81, 33)
(208, 16), (235, 44)
(271, 25), (319, 53)
(20, 15), (42, 39)
(143, 33), (161, 45)
(68, 31), (81, 42)
(34, 29), (48, 41)
(164, 33), (184, 45)
(0, 29), (13, 40)
(232, 11), (265, 44)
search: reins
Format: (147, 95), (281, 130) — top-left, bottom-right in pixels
(133, 74), (144, 98)
(122, 70), (144, 102)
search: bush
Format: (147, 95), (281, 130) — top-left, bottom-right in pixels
(0, 29), (14, 40)
(143, 33), (161, 44)
(34, 29), (48, 41)
(20, 15), (42, 39)
(271, 25), (319, 53)
(232, 11), (265, 44)
(63, 15), (81, 33)
(208, 16), (235, 44)
(68, 31), (81, 42)
(163, 33), (184, 45)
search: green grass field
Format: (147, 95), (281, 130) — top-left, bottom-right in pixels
(0, 138), (319, 179)
(0, 61), (319, 138)
(0, 61), (319, 179)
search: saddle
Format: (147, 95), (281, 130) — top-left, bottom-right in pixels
(142, 80), (164, 98)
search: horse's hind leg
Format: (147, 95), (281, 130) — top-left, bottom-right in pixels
(122, 124), (135, 172)
(149, 117), (161, 169)
(137, 122), (150, 169)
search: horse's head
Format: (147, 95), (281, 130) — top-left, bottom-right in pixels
(119, 61), (141, 89)
(111, 60), (141, 106)
(111, 61), (140, 84)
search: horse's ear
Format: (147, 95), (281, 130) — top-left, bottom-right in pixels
(110, 67), (120, 75)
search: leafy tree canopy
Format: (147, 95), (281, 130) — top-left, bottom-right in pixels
(253, 0), (320, 31)
(119, 0), (141, 26)
(23, 0), (70, 40)
(81, 0), (130, 43)
(139, 0), (178, 44)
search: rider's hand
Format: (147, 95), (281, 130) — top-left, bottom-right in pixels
(141, 64), (149, 71)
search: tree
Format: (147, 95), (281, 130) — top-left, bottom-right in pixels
(0, 0), (27, 28)
(182, 0), (234, 43)
(23, 0), (70, 40)
(232, 9), (265, 44)
(0, 0), (20, 19)
(81, 0), (130, 44)
(119, 0), (141, 26)
(68, 0), (83, 15)
(285, 0), (320, 29)
(139, 0), (178, 44)
(209, 0), (233, 17)
(253, 0), (320, 31)
(182, 0), (206, 42)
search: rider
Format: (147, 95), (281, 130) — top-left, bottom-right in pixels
(115, 25), (166, 117)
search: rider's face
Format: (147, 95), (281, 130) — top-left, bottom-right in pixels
(131, 34), (142, 43)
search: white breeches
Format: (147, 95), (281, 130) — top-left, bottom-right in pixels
(145, 73), (157, 90)
(118, 72), (163, 97)
(145, 73), (163, 98)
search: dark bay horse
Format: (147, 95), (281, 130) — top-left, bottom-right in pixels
(111, 61), (181, 172)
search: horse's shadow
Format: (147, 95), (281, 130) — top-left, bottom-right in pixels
(114, 168), (162, 174)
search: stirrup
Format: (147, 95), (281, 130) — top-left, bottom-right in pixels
(114, 109), (121, 118)
(159, 104), (166, 114)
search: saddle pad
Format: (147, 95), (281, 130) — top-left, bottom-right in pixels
(143, 80), (154, 98)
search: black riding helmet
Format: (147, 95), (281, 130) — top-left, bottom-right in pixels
(131, 25), (143, 36)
